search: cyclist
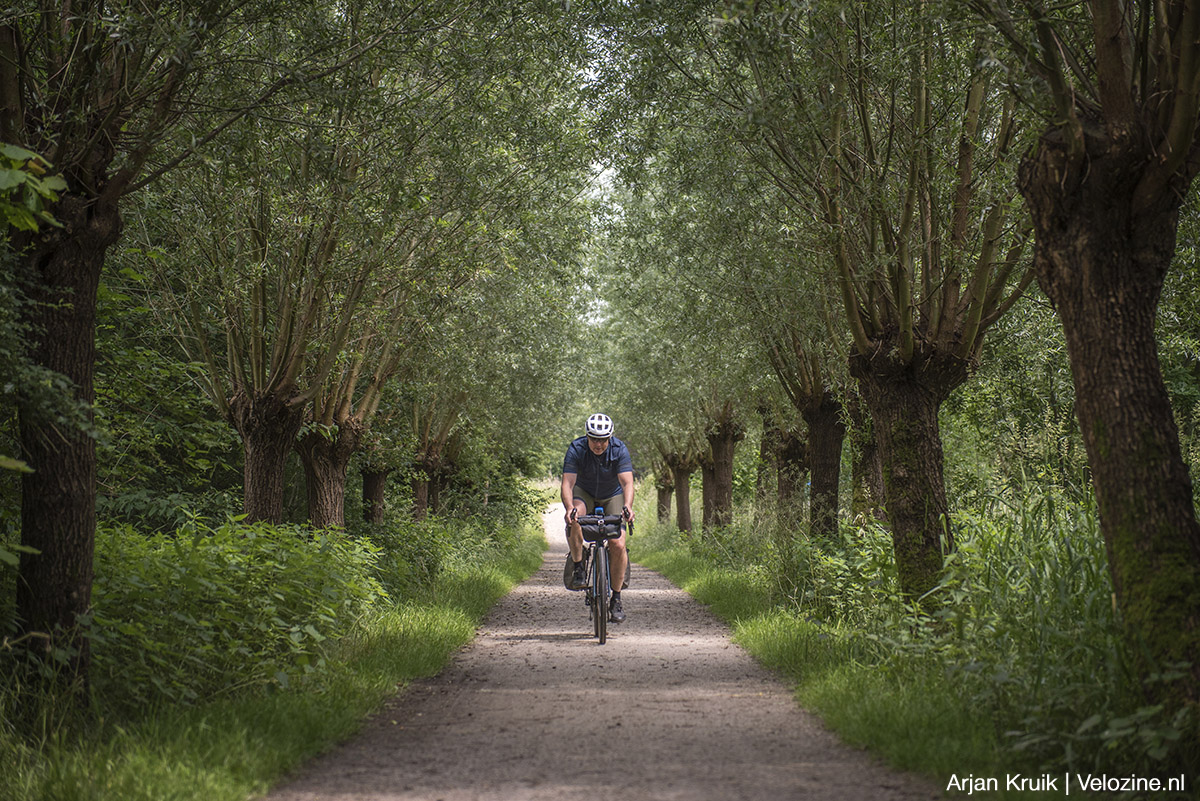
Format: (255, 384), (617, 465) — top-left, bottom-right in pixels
(562, 413), (635, 623)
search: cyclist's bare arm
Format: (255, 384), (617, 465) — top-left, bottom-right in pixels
(561, 472), (583, 523)
(618, 470), (635, 521)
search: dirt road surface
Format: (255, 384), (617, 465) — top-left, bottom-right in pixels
(263, 507), (942, 801)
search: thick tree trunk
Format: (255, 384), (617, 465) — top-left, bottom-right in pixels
(229, 390), (307, 524)
(704, 417), (744, 529)
(412, 475), (430, 521)
(655, 485), (673, 523)
(851, 347), (966, 601)
(15, 194), (121, 686)
(296, 420), (362, 529)
(1021, 135), (1200, 709)
(851, 436), (885, 523)
(800, 392), (844, 539)
(848, 396), (885, 523)
(362, 467), (391, 524)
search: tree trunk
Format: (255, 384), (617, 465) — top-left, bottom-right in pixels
(699, 452), (716, 530)
(848, 396), (885, 523)
(229, 390), (307, 524)
(654, 470), (674, 523)
(411, 456), (437, 522)
(705, 417), (744, 528)
(757, 409), (780, 505)
(1021, 134), (1200, 710)
(665, 456), (695, 533)
(296, 420), (362, 529)
(851, 436), (885, 523)
(850, 346), (966, 601)
(800, 392), (845, 539)
(362, 467), (391, 524)
(15, 194), (122, 687)
(776, 427), (808, 518)
(429, 464), (453, 514)
(412, 473), (430, 521)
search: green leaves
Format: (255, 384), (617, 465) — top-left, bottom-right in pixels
(0, 144), (66, 232)
(89, 518), (388, 709)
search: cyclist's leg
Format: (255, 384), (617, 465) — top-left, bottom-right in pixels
(566, 487), (598, 563)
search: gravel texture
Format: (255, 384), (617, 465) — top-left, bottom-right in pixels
(263, 507), (942, 801)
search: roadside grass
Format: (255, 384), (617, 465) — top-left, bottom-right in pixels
(1, 527), (544, 801)
(636, 522), (1072, 801)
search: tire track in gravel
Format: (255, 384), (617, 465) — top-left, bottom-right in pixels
(263, 507), (941, 801)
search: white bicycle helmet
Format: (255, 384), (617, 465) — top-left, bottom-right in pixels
(585, 413), (614, 438)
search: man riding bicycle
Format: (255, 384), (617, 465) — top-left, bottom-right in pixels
(562, 413), (635, 623)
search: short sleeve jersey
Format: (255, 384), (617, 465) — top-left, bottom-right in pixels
(562, 436), (634, 501)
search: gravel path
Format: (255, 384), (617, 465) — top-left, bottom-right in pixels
(263, 507), (942, 801)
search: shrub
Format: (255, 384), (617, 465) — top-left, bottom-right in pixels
(87, 518), (387, 709)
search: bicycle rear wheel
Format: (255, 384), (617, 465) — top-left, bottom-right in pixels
(593, 542), (609, 644)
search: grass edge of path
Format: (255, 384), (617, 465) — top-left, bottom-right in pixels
(10, 528), (545, 801)
(633, 544), (1065, 801)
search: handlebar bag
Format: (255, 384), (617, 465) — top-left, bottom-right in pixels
(578, 515), (624, 542)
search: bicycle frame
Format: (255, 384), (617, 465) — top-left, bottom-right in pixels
(575, 510), (624, 644)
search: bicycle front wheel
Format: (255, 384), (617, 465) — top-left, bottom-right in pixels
(593, 542), (609, 644)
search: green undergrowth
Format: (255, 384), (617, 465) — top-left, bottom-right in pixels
(0, 517), (544, 801)
(636, 492), (1197, 801)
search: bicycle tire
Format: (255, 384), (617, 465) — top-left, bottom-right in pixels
(585, 545), (599, 638)
(594, 542), (609, 644)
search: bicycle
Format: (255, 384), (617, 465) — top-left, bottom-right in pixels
(573, 509), (630, 644)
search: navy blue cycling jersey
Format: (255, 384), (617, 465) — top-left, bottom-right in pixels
(562, 436), (634, 501)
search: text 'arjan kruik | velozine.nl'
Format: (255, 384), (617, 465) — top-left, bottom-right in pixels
(946, 772), (1188, 796)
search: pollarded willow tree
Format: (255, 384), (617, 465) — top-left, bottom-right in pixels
(0, 0), (405, 683)
(969, 0), (1200, 714)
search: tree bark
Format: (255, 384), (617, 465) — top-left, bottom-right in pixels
(429, 464), (451, 514)
(800, 391), (845, 539)
(411, 456), (437, 521)
(757, 410), (780, 505)
(704, 416), (744, 529)
(664, 453), (696, 533)
(654, 470), (674, 523)
(15, 194), (122, 686)
(296, 419), (362, 529)
(848, 395), (885, 523)
(699, 451), (716, 530)
(776, 427), (808, 517)
(362, 467), (392, 524)
(851, 436), (885, 523)
(229, 390), (307, 524)
(1020, 130), (1200, 709)
(850, 345), (967, 600)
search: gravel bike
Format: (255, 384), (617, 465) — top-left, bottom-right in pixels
(574, 509), (629, 644)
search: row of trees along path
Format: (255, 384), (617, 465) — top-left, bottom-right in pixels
(4, 0), (1200, 766)
(594, 0), (1200, 727)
